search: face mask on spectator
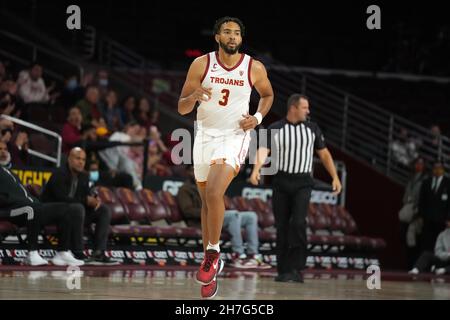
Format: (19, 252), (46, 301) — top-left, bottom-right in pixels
(99, 79), (108, 87)
(0, 151), (11, 168)
(89, 170), (100, 182)
(67, 79), (78, 90)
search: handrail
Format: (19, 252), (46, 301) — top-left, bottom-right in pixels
(1, 115), (62, 167)
(0, 30), (83, 81)
(245, 46), (450, 185)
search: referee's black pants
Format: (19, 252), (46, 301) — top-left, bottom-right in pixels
(272, 172), (313, 275)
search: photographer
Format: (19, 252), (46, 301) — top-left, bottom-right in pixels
(40, 147), (118, 265)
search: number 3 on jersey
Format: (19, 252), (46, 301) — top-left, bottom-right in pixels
(219, 89), (230, 106)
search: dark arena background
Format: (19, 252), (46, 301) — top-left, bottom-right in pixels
(0, 0), (449, 314)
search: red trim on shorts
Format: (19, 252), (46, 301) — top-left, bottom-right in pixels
(200, 54), (210, 83)
(248, 57), (253, 87)
(215, 51), (245, 71)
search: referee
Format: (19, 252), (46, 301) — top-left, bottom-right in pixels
(250, 93), (342, 282)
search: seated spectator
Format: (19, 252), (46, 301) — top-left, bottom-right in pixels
(100, 89), (123, 132)
(390, 127), (418, 167)
(0, 143), (85, 266)
(147, 140), (172, 177)
(0, 141), (11, 168)
(87, 156), (134, 190)
(176, 166), (270, 269)
(136, 97), (152, 128)
(9, 130), (30, 167)
(96, 69), (110, 99)
(75, 85), (106, 128)
(40, 147), (118, 265)
(0, 118), (14, 144)
(62, 106), (83, 153)
(17, 62), (57, 104)
(120, 95), (137, 125)
(58, 74), (85, 109)
(409, 215), (450, 275)
(98, 121), (143, 190)
(0, 94), (20, 119)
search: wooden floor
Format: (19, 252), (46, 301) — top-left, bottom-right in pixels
(0, 267), (449, 300)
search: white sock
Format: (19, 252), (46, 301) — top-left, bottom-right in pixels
(207, 242), (220, 253)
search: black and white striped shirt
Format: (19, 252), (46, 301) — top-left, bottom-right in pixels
(263, 119), (326, 174)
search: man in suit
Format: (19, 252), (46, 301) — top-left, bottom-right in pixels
(418, 160), (450, 251)
(41, 147), (118, 265)
(0, 141), (84, 266)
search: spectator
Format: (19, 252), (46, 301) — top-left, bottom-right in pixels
(147, 140), (172, 176)
(0, 141), (11, 168)
(409, 215), (450, 275)
(9, 130), (30, 167)
(136, 97), (152, 128)
(398, 157), (428, 268)
(120, 95), (136, 125)
(0, 144), (85, 267)
(96, 69), (110, 99)
(98, 121), (143, 190)
(62, 106), (83, 153)
(0, 91), (21, 118)
(390, 127), (418, 167)
(176, 166), (270, 269)
(418, 160), (450, 252)
(100, 89), (123, 132)
(75, 86), (106, 128)
(40, 147), (118, 265)
(0, 118), (14, 144)
(59, 74), (85, 108)
(86, 156), (134, 190)
(17, 62), (56, 104)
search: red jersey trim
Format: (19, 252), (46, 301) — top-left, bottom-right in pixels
(215, 51), (245, 72)
(248, 57), (254, 87)
(200, 54), (210, 83)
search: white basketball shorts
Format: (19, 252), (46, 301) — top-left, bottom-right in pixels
(193, 130), (251, 182)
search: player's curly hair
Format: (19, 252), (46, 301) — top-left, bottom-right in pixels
(213, 17), (245, 36)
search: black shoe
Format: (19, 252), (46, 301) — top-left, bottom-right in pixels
(72, 252), (88, 261)
(86, 253), (121, 266)
(290, 272), (304, 283)
(274, 273), (291, 282)
(275, 272), (304, 283)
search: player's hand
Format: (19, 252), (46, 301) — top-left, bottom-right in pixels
(239, 113), (258, 131)
(332, 178), (342, 195)
(249, 170), (260, 186)
(191, 87), (212, 103)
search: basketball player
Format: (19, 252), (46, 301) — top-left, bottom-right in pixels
(178, 17), (274, 298)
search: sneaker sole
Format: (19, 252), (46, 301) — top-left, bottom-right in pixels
(202, 278), (219, 300)
(195, 259), (224, 286)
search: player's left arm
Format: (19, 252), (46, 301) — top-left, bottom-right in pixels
(252, 60), (274, 118)
(240, 60), (274, 131)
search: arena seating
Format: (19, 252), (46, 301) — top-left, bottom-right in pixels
(0, 185), (386, 255)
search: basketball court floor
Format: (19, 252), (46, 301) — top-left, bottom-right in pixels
(0, 265), (448, 300)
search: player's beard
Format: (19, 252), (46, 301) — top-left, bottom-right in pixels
(219, 40), (241, 55)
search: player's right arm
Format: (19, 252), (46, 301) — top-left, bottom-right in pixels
(178, 55), (212, 115)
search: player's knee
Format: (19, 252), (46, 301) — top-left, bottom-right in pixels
(205, 188), (222, 204)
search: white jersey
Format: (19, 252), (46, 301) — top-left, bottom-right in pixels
(197, 51), (253, 136)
